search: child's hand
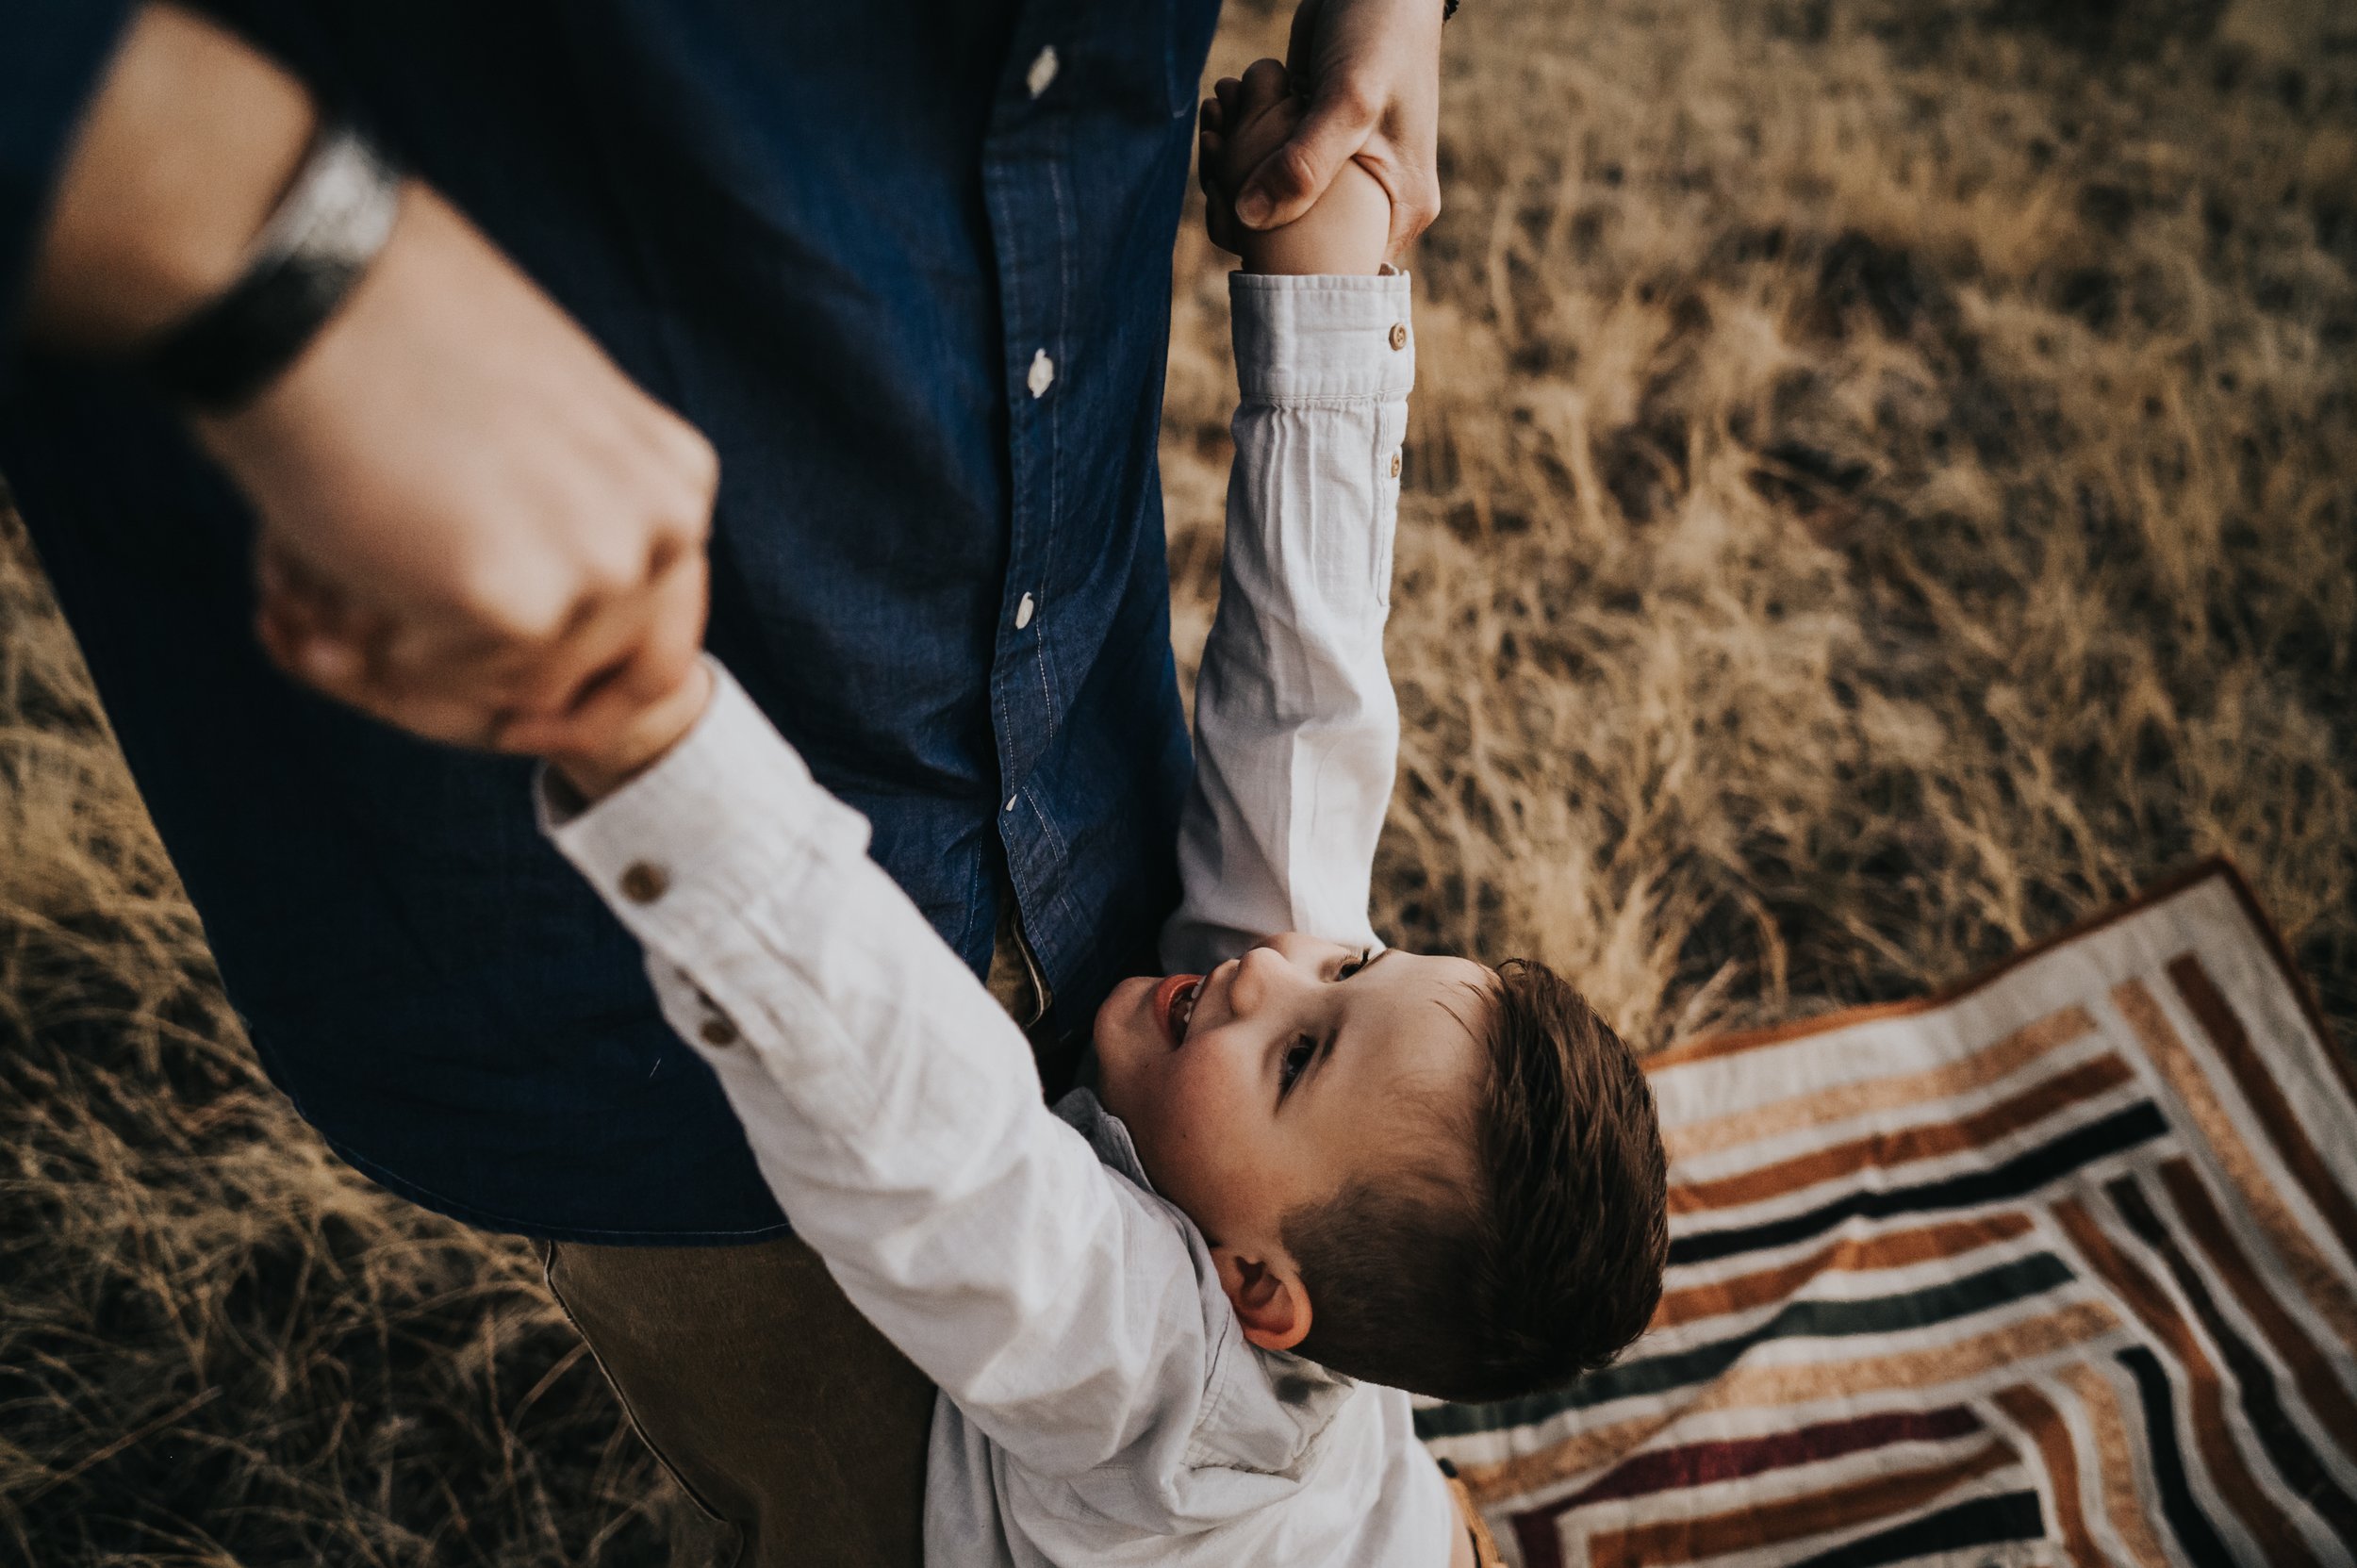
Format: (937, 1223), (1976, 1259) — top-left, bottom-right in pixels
(289, 562), (715, 802)
(536, 657), (715, 803)
(1199, 60), (1392, 276)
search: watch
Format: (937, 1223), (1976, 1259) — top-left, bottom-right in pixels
(140, 120), (404, 414)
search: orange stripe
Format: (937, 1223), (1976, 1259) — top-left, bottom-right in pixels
(2157, 1158), (2357, 1464)
(2054, 1197), (2323, 1568)
(1456, 1299), (2120, 1507)
(1584, 1437), (2016, 1566)
(1652, 1213), (2036, 1329)
(2112, 979), (2357, 1345)
(1991, 1383), (2103, 1568)
(1668, 1054), (2133, 1215)
(1665, 1006), (2097, 1161)
(2167, 954), (2357, 1273)
(2056, 1361), (2176, 1568)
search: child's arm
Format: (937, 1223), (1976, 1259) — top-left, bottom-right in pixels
(1162, 61), (1410, 972)
(538, 668), (1212, 1477)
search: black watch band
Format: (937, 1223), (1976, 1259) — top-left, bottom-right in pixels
(140, 121), (404, 415)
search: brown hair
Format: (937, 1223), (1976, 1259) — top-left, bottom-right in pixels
(1282, 958), (1668, 1403)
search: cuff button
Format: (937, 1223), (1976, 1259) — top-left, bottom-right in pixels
(1389, 451), (1403, 478)
(1388, 322), (1409, 351)
(619, 862), (670, 904)
(701, 1016), (740, 1048)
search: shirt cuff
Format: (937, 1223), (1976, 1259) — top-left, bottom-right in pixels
(1229, 271), (1413, 404)
(536, 656), (871, 931)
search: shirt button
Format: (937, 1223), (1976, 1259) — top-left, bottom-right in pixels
(1014, 592), (1036, 630)
(1388, 322), (1409, 351)
(1028, 349), (1055, 399)
(700, 1015), (740, 1048)
(1389, 451), (1403, 478)
(618, 862), (669, 904)
(1027, 44), (1060, 98)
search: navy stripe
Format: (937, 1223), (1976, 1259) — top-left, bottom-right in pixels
(2106, 1176), (2357, 1547)
(1784, 1490), (2046, 1568)
(1416, 1251), (2074, 1441)
(2118, 1345), (2237, 1567)
(1669, 1101), (2169, 1266)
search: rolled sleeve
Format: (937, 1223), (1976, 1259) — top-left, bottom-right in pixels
(1, 0), (135, 354)
(537, 658), (875, 942)
(1228, 270), (1414, 404)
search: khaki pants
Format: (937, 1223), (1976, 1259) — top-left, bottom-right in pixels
(542, 1234), (936, 1568)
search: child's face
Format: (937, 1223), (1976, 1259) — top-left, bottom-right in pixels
(1095, 936), (1494, 1279)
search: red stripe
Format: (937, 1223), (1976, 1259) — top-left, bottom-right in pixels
(1510, 1407), (1982, 1566)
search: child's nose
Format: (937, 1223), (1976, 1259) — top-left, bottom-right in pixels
(1228, 943), (1294, 1015)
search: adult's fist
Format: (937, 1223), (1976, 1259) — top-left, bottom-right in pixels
(211, 183), (717, 758)
(1233, 0), (1445, 265)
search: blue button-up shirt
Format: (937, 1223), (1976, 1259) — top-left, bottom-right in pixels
(0, 0), (1219, 1240)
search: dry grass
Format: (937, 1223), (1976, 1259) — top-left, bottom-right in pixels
(6, 0), (2352, 1560)
(0, 528), (696, 1561)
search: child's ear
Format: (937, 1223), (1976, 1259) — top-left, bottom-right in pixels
(1211, 1246), (1313, 1353)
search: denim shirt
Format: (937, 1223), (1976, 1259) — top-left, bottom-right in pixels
(0, 0), (1218, 1239)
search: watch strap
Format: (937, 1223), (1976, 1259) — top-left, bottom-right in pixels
(141, 121), (404, 414)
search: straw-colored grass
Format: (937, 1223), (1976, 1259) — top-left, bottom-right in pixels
(6, 0), (2350, 1560)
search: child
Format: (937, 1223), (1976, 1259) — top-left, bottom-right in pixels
(529, 59), (1666, 1568)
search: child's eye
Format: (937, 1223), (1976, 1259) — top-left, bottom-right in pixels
(1338, 947), (1374, 980)
(1278, 1035), (1317, 1098)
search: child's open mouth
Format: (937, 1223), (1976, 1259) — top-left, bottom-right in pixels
(1153, 973), (1204, 1047)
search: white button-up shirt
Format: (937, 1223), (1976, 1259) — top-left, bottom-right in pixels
(544, 272), (1445, 1567)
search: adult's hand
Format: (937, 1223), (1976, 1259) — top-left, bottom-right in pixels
(25, 3), (716, 758)
(1233, 0), (1445, 264)
(219, 183), (717, 757)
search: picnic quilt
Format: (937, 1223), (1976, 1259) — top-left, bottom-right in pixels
(1420, 862), (2357, 1567)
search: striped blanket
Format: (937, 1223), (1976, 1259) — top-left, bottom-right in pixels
(1420, 862), (2357, 1567)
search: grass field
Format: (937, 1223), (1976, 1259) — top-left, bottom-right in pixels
(6, 0), (2352, 1561)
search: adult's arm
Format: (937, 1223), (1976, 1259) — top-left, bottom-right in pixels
(1, 0), (139, 348)
(10, 3), (716, 759)
(1235, 0), (1447, 263)
(1160, 272), (1412, 974)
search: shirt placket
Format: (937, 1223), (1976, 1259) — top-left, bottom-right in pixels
(981, 10), (1078, 992)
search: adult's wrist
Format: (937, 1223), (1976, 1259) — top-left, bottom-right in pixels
(140, 120), (404, 412)
(24, 3), (317, 353)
